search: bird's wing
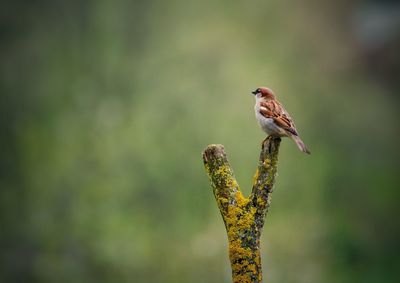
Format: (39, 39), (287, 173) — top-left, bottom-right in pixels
(259, 100), (299, 136)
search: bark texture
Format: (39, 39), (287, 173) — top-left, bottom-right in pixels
(202, 136), (281, 283)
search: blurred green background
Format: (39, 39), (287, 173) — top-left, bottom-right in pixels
(1, 0), (400, 282)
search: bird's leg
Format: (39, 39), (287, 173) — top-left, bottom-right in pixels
(262, 136), (281, 154)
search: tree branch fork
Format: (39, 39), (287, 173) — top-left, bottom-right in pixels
(202, 136), (281, 283)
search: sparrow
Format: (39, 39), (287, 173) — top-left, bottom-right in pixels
(252, 87), (310, 154)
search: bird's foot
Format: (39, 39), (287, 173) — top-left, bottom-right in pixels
(261, 136), (271, 154)
(262, 135), (281, 154)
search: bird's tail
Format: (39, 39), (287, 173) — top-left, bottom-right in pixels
(291, 135), (311, 154)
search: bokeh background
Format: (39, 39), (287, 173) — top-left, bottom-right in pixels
(1, 0), (400, 282)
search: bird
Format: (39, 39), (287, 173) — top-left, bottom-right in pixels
(252, 87), (310, 154)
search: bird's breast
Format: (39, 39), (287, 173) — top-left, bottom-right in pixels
(254, 103), (286, 136)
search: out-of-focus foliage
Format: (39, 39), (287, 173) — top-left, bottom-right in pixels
(1, 0), (399, 282)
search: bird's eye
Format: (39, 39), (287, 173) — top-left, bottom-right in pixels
(257, 88), (261, 93)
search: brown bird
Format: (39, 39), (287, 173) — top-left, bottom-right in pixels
(252, 87), (310, 154)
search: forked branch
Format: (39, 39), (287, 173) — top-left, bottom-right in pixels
(202, 136), (281, 283)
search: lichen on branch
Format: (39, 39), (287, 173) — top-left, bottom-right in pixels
(202, 136), (281, 283)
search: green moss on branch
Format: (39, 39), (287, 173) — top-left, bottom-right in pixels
(202, 137), (281, 283)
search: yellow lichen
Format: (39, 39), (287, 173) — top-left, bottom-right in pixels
(202, 138), (280, 283)
(212, 164), (239, 188)
(252, 169), (260, 186)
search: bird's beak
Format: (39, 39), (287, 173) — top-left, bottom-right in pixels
(252, 90), (257, 95)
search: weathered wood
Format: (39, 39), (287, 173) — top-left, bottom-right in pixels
(202, 136), (281, 283)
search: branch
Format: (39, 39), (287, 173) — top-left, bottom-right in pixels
(202, 136), (281, 283)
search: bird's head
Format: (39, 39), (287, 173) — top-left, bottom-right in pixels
(252, 87), (275, 100)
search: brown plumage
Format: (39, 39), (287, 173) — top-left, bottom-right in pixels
(253, 87), (310, 154)
(259, 100), (299, 136)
